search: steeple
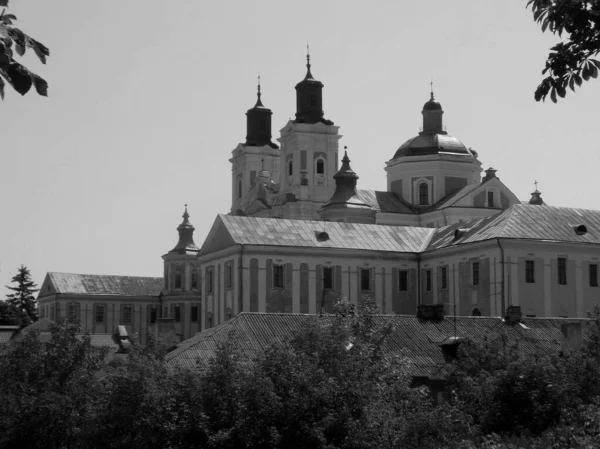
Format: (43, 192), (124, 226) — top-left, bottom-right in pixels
(170, 205), (199, 254)
(294, 47), (333, 125)
(421, 86), (445, 134)
(319, 148), (376, 223)
(529, 181), (545, 205)
(245, 76), (278, 149)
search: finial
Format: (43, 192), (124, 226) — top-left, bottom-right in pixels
(534, 180), (538, 191)
(257, 74), (261, 100)
(430, 79), (434, 100)
(307, 43), (310, 66)
(342, 146), (349, 162)
(182, 204), (189, 221)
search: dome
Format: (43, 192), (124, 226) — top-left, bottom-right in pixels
(423, 98), (442, 111)
(393, 133), (473, 159)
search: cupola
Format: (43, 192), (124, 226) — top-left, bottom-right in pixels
(169, 205), (199, 255)
(245, 77), (278, 149)
(294, 48), (333, 126)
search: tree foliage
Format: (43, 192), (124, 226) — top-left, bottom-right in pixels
(528, 0), (600, 102)
(0, 2), (49, 99)
(5, 264), (39, 324)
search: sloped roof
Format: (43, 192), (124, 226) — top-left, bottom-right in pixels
(427, 204), (600, 250)
(356, 190), (417, 214)
(425, 183), (482, 211)
(203, 214), (435, 254)
(166, 313), (591, 380)
(43, 273), (163, 297)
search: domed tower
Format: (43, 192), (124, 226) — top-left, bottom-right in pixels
(230, 78), (280, 215)
(319, 149), (376, 223)
(385, 90), (482, 208)
(277, 49), (342, 220)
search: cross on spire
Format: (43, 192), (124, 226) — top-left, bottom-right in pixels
(534, 180), (538, 191)
(430, 79), (435, 100)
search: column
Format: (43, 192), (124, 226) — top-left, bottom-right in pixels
(308, 264), (317, 314)
(543, 260), (552, 316)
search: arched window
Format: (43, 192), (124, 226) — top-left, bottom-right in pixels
(419, 182), (429, 205)
(316, 159), (324, 175)
(237, 179), (242, 198)
(175, 271), (182, 289)
(288, 160), (293, 177)
(472, 308), (481, 317)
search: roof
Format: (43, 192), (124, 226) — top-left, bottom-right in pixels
(394, 133), (473, 159)
(425, 183), (482, 211)
(41, 273), (163, 297)
(166, 313), (591, 380)
(357, 190), (417, 214)
(201, 215), (435, 255)
(427, 204), (600, 250)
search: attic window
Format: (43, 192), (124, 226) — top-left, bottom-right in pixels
(454, 228), (470, 240)
(316, 231), (329, 242)
(574, 224), (588, 235)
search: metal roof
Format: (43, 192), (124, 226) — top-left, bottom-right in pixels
(166, 313), (590, 380)
(44, 273), (163, 297)
(428, 204), (600, 250)
(217, 214), (435, 253)
(357, 189), (417, 214)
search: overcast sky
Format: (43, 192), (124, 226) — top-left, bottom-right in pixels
(1, 1), (599, 292)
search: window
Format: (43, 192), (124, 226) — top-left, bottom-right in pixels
(95, 305), (105, 323)
(425, 269), (432, 291)
(238, 179), (242, 198)
(191, 306), (198, 322)
(226, 263), (233, 289)
(323, 267), (333, 290)
(273, 265), (285, 289)
(419, 183), (429, 205)
(487, 191), (494, 208)
(360, 268), (371, 291)
(174, 305), (181, 322)
(150, 307), (157, 324)
(472, 262), (480, 286)
(68, 304), (78, 321)
(316, 159), (325, 175)
(123, 306), (132, 324)
(590, 264), (598, 287)
(288, 161), (293, 177)
(398, 270), (408, 291)
(175, 271), (182, 289)
(207, 268), (214, 293)
(191, 270), (199, 289)
(558, 257), (567, 285)
(526, 260), (535, 283)
(441, 266), (448, 289)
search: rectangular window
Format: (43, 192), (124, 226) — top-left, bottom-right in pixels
(191, 271), (198, 289)
(226, 263), (233, 289)
(174, 305), (181, 322)
(68, 304), (78, 321)
(273, 265), (285, 289)
(590, 264), (598, 287)
(558, 257), (567, 285)
(526, 260), (535, 283)
(207, 268), (213, 293)
(398, 270), (408, 292)
(472, 262), (480, 286)
(487, 191), (494, 208)
(95, 305), (105, 323)
(191, 306), (198, 322)
(441, 266), (448, 289)
(360, 268), (371, 291)
(425, 269), (432, 291)
(150, 307), (157, 324)
(123, 306), (132, 324)
(323, 267), (334, 290)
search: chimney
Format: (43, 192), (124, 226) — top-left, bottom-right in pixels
(561, 323), (582, 352)
(417, 304), (445, 321)
(505, 305), (522, 325)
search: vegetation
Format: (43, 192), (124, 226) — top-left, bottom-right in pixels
(0, 0), (49, 99)
(4, 264), (39, 324)
(528, 0), (600, 102)
(1, 303), (600, 448)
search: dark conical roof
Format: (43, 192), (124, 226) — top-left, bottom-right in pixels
(245, 78), (279, 149)
(423, 92), (442, 111)
(170, 205), (199, 254)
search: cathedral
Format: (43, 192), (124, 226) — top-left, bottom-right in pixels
(37, 55), (600, 344)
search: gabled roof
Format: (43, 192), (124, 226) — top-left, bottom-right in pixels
(199, 215), (435, 255)
(357, 190), (417, 214)
(166, 313), (591, 380)
(39, 273), (163, 298)
(425, 183), (482, 211)
(427, 204), (600, 250)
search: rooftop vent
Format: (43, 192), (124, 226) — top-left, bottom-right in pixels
(574, 224), (588, 236)
(454, 228), (470, 240)
(316, 231), (330, 242)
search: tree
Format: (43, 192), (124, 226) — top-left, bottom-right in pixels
(0, 300), (30, 327)
(0, 1), (49, 100)
(5, 264), (39, 323)
(528, 0), (600, 102)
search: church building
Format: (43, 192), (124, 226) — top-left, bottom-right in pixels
(37, 54), (600, 344)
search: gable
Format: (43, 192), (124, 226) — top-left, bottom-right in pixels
(448, 178), (520, 209)
(198, 216), (237, 256)
(38, 274), (56, 298)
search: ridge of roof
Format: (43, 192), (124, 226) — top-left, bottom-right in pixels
(45, 272), (163, 297)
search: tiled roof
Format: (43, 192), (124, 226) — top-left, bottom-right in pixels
(216, 215), (435, 253)
(427, 204), (600, 250)
(45, 273), (163, 297)
(166, 313), (590, 380)
(356, 190), (417, 214)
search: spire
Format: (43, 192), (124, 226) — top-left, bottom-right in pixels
(529, 181), (545, 205)
(245, 77), (278, 148)
(294, 48), (333, 125)
(170, 205), (199, 254)
(304, 44), (314, 80)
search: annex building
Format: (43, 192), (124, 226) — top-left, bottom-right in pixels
(37, 55), (600, 344)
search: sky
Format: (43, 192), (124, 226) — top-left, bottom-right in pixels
(1, 0), (599, 293)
